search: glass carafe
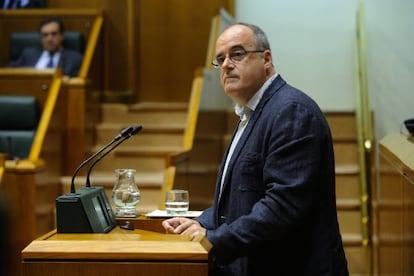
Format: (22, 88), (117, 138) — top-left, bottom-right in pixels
(112, 168), (140, 217)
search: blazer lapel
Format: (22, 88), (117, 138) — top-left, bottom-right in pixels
(214, 121), (241, 204)
(217, 75), (287, 203)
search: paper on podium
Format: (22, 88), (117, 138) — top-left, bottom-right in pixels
(145, 210), (202, 218)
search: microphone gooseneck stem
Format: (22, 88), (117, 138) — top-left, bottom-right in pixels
(69, 126), (135, 194)
(70, 138), (118, 194)
(85, 125), (142, 188)
(85, 137), (126, 188)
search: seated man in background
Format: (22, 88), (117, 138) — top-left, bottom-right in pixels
(7, 17), (83, 77)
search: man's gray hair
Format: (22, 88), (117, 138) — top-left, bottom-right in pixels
(235, 22), (271, 51)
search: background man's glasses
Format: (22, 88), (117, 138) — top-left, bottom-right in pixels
(212, 49), (265, 68)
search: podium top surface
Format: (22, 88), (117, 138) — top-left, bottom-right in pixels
(380, 132), (414, 181)
(22, 227), (211, 261)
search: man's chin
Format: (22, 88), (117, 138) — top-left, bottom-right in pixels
(224, 84), (240, 94)
(224, 88), (240, 100)
(45, 47), (58, 53)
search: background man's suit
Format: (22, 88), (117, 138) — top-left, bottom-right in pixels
(8, 48), (83, 77)
(1, 0), (45, 9)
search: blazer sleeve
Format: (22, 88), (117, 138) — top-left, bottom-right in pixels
(195, 207), (215, 229)
(60, 50), (83, 77)
(7, 48), (40, 68)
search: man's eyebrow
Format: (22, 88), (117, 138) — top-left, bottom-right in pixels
(230, 44), (245, 50)
(215, 44), (245, 57)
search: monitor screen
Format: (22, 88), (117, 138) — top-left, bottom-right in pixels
(92, 196), (109, 229)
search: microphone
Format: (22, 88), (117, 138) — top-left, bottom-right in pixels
(55, 124), (142, 233)
(69, 125), (136, 194)
(85, 124), (142, 187)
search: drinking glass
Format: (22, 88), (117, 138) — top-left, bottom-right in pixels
(165, 189), (189, 215)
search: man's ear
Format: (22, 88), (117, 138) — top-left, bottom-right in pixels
(263, 50), (273, 68)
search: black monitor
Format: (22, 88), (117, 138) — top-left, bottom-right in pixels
(56, 186), (116, 233)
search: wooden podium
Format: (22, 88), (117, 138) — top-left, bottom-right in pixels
(21, 219), (212, 276)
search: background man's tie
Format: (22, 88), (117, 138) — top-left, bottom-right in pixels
(46, 53), (54, 68)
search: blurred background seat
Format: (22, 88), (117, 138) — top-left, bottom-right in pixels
(0, 95), (39, 159)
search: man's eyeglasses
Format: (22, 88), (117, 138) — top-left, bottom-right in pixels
(212, 49), (265, 68)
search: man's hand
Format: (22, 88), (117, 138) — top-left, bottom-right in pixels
(162, 217), (206, 237)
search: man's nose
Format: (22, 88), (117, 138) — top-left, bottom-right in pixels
(221, 56), (234, 68)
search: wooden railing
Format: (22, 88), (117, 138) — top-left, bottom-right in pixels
(182, 68), (203, 151)
(355, 0), (374, 275)
(204, 8), (234, 70)
(166, 68), (203, 169)
(78, 14), (103, 79)
(31, 74), (62, 161)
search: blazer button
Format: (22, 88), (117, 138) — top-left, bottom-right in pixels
(220, 215), (226, 222)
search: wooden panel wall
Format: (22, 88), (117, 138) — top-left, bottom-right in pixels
(375, 133), (414, 275)
(45, 0), (234, 102)
(135, 0), (233, 102)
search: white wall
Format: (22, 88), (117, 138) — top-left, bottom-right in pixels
(202, 0), (414, 139)
(365, 0), (414, 138)
(235, 0), (414, 139)
(236, 0), (359, 111)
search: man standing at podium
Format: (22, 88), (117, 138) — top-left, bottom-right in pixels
(7, 17), (82, 77)
(162, 22), (348, 275)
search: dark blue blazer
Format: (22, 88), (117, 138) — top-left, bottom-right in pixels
(8, 47), (83, 77)
(197, 75), (349, 276)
